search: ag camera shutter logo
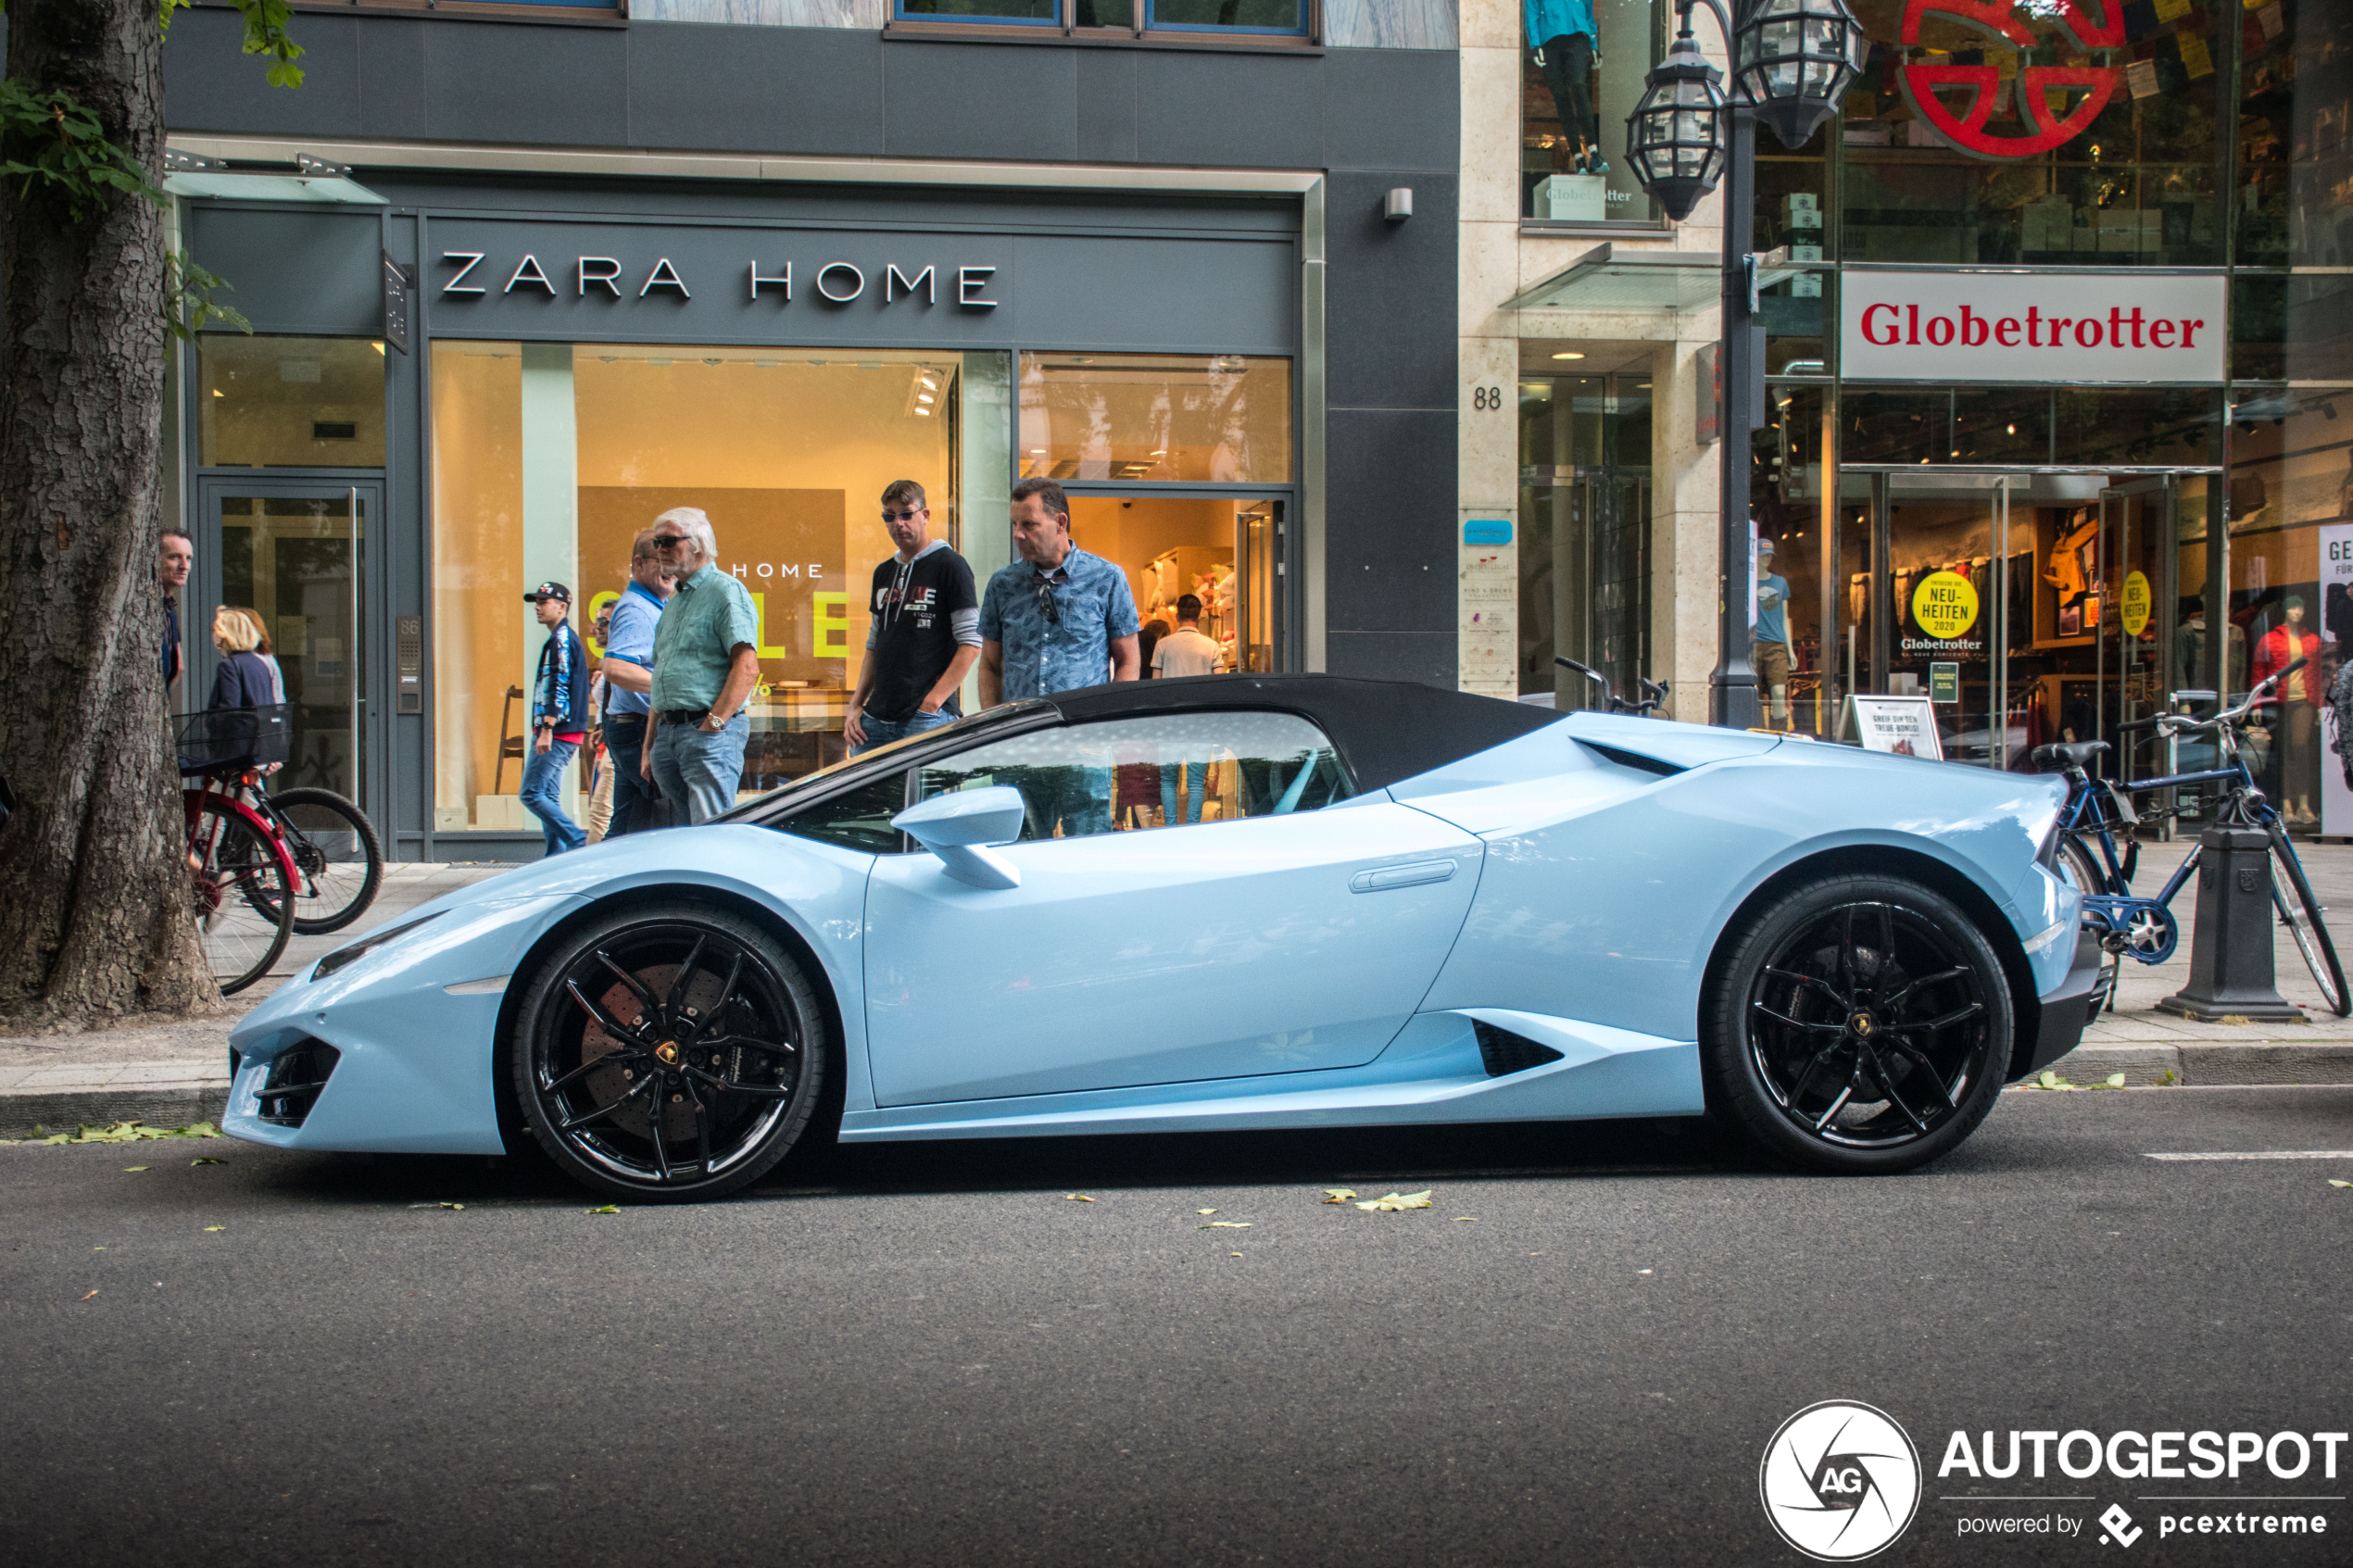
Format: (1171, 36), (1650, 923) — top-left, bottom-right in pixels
(1760, 1400), (1922, 1561)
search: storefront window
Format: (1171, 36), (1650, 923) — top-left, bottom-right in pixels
(1067, 496), (1279, 674)
(430, 343), (982, 834)
(1522, 0), (1662, 222)
(1753, 386), (1828, 733)
(1516, 371), (1651, 706)
(2237, 0), (2352, 270)
(198, 335), (387, 467)
(1841, 2), (2224, 266)
(1019, 354), (1291, 483)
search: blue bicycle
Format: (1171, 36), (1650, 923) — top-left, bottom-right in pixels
(2037, 658), (2348, 1016)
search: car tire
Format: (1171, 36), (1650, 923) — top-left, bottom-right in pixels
(512, 902), (829, 1202)
(1703, 872), (2011, 1175)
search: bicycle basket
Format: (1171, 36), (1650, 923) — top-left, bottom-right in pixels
(175, 704), (292, 773)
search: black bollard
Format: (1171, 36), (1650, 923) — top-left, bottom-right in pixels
(2155, 825), (2307, 1023)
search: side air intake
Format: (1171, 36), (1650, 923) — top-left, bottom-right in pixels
(257, 1038), (341, 1127)
(1473, 1020), (1567, 1078)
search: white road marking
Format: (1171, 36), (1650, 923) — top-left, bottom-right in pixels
(2144, 1150), (2353, 1160)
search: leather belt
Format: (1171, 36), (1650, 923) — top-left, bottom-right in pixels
(657, 709), (708, 724)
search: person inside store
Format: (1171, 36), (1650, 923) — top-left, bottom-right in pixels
(159, 528), (193, 708)
(978, 478), (1140, 839)
(1527, 0), (1605, 176)
(521, 582), (591, 858)
(641, 507), (761, 826)
(599, 527), (674, 837)
(978, 478), (1141, 707)
(2253, 593), (2326, 828)
(845, 479), (981, 758)
(1152, 594), (1222, 680)
(1754, 537), (1793, 732)
(1139, 615), (1172, 676)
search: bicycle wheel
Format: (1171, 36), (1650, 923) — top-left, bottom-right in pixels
(190, 797), (294, 996)
(2267, 822), (2349, 1016)
(267, 787), (384, 935)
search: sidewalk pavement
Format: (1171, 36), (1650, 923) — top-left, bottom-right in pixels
(6, 842), (2353, 1139)
(0, 863), (512, 1138)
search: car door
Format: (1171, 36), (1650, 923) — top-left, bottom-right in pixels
(862, 709), (1484, 1106)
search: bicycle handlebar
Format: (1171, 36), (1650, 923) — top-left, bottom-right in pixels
(2156, 657), (2307, 739)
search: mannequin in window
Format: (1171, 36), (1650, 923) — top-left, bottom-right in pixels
(2253, 594), (2325, 828)
(1528, 0), (1606, 176)
(1754, 537), (1792, 730)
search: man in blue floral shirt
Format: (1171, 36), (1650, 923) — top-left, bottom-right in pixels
(978, 478), (1140, 707)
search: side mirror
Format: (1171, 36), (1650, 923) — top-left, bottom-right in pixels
(892, 785), (1026, 889)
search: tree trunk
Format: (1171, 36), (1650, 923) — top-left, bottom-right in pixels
(0, 0), (220, 1022)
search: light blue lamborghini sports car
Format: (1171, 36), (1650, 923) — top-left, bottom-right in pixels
(225, 675), (2099, 1200)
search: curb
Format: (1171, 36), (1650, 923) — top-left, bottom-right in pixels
(0, 1084), (228, 1142)
(2043, 1041), (2353, 1088)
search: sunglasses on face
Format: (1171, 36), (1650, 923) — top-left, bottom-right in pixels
(651, 533), (690, 547)
(882, 509), (922, 523)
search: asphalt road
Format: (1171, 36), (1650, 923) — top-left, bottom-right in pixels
(5, 1089), (2352, 1568)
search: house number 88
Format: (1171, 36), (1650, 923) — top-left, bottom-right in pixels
(1472, 385), (1504, 410)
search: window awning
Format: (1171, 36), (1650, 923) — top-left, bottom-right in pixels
(163, 170), (385, 206)
(1502, 242), (1804, 313)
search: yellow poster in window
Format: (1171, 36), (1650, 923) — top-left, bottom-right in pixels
(2153, 0), (2189, 20)
(2177, 33), (2213, 79)
(2121, 571), (2151, 636)
(1911, 571), (1980, 641)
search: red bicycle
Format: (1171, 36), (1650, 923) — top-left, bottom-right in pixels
(178, 706), (298, 995)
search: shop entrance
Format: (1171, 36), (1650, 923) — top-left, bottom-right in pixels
(199, 480), (384, 813)
(1835, 464), (2224, 777)
(1066, 496), (1285, 675)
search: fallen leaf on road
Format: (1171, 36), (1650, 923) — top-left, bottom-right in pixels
(1229, 1252), (1243, 1258)
(1199, 1221), (1251, 1229)
(80, 1290), (97, 1301)
(203, 1225), (225, 1233)
(438, 1201), (464, 1210)
(191, 1157), (224, 1166)
(1452, 1216), (1478, 1222)
(122, 1167), (146, 1173)
(1195, 1208), (1217, 1215)
(586, 1204), (621, 1214)
(1065, 1194), (1095, 1202)
(1354, 1190), (1433, 1211)
(1322, 1188), (1357, 1204)
(2106, 1073), (2127, 1088)
(2331, 1180), (2351, 1189)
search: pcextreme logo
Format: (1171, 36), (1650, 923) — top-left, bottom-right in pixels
(1896, 0), (2123, 160)
(1760, 1401), (1924, 1562)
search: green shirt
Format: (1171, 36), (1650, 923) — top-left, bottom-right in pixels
(649, 563), (761, 711)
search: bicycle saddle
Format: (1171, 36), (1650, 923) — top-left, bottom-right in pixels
(2030, 740), (2109, 770)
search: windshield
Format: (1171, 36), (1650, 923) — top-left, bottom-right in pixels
(712, 701), (1056, 822)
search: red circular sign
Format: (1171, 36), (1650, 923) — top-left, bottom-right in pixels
(1897, 0), (2124, 159)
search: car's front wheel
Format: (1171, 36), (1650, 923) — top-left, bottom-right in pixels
(1704, 873), (2011, 1174)
(513, 903), (828, 1201)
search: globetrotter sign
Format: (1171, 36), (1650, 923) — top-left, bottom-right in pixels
(1840, 269), (2227, 384)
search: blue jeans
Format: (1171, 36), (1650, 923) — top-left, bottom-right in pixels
(850, 706), (954, 757)
(520, 738), (586, 856)
(602, 719), (653, 836)
(650, 713), (749, 825)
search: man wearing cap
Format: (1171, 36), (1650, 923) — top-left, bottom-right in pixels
(521, 582), (592, 856)
(641, 507), (763, 825)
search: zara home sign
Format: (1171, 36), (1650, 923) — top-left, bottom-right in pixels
(1840, 269), (2227, 384)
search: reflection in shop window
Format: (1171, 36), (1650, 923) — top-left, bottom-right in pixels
(1841, 0), (2223, 267)
(430, 342), (988, 834)
(1019, 354), (1290, 483)
(1522, 0), (1661, 222)
(1068, 497), (1278, 675)
(912, 711), (1348, 841)
(198, 335), (387, 467)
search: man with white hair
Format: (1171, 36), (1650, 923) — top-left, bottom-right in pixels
(639, 507), (762, 824)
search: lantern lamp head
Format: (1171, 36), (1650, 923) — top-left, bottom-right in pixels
(1734, 0), (1869, 149)
(1623, 31), (1730, 223)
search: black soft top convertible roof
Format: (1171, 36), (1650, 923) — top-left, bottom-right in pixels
(1047, 674), (1562, 793)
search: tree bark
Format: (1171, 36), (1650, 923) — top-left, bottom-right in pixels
(0, 0), (220, 1022)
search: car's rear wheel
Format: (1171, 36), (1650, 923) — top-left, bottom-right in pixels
(1704, 873), (2011, 1174)
(513, 903), (827, 1202)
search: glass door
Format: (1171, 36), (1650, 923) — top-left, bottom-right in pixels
(1065, 495), (1286, 675)
(202, 483), (379, 812)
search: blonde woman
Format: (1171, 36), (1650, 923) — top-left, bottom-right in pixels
(208, 605), (277, 711)
(225, 608), (287, 703)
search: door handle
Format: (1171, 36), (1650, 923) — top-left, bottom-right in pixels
(1350, 859), (1457, 894)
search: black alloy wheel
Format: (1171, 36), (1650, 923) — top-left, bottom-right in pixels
(1705, 874), (2012, 1173)
(513, 904), (827, 1201)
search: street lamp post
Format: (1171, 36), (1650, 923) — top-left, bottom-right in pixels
(1624, 0), (1867, 729)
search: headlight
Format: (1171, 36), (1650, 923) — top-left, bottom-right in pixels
(313, 912), (445, 980)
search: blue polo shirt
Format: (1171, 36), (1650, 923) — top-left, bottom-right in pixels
(602, 580), (664, 720)
(978, 546), (1140, 699)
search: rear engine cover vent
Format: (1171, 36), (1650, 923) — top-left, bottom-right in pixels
(258, 1038), (341, 1127)
(1473, 1020), (1567, 1078)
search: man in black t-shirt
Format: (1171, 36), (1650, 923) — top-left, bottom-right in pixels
(846, 479), (982, 756)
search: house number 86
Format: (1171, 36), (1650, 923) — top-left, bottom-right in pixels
(1472, 385), (1504, 409)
